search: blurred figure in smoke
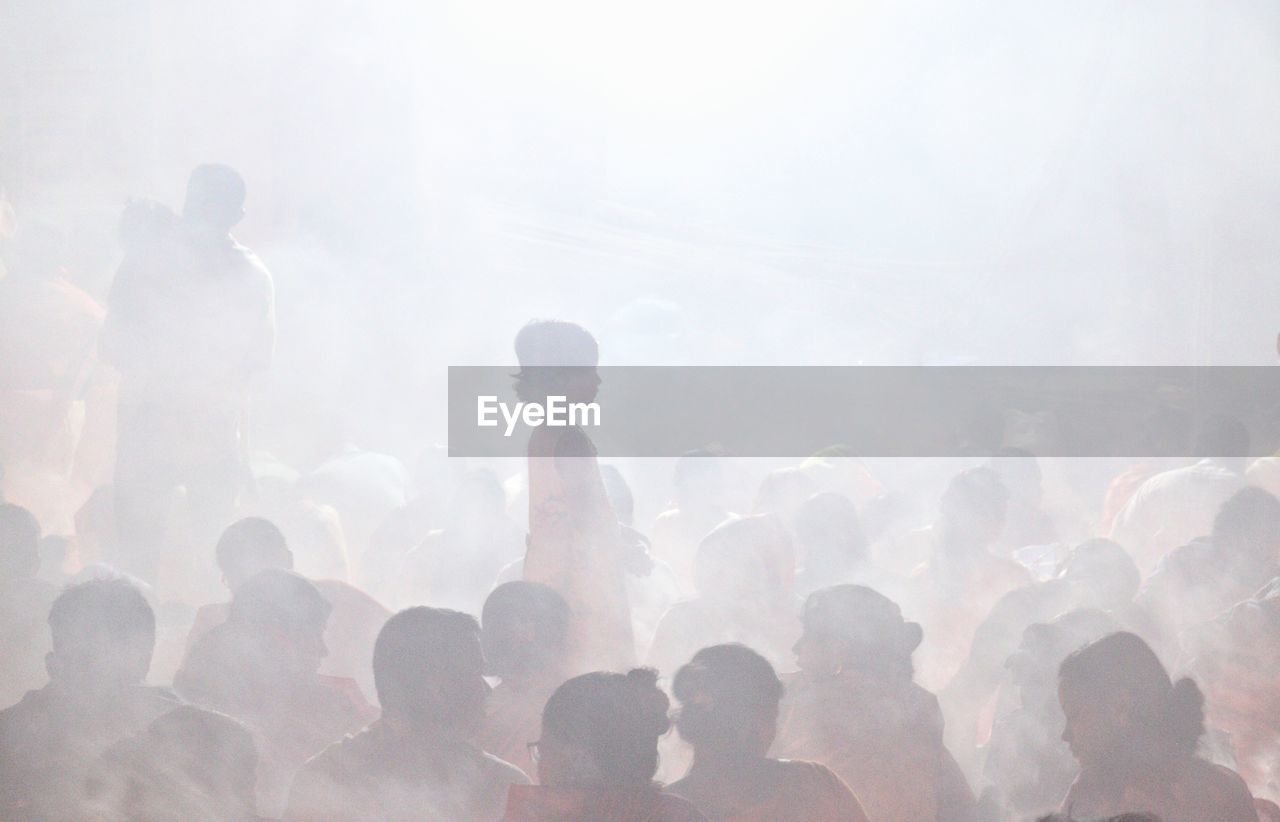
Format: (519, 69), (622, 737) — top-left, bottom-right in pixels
(1183, 579), (1280, 804)
(184, 516), (390, 703)
(792, 491), (899, 599)
(175, 569), (374, 816)
(84, 705), (260, 822)
(480, 582), (574, 777)
(0, 578), (178, 819)
(775, 584), (977, 822)
(517, 320), (634, 672)
(909, 467), (1031, 689)
(101, 165), (275, 587)
(1057, 631), (1256, 821)
(286, 607), (528, 821)
(668, 643), (868, 821)
(0, 502), (57, 708)
(942, 538), (1140, 776)
(363, 446), (457, 606)
(1134, 486), (1280, 663)
(646, 515), (799, 678)
(651, 449), (734, 594)
(985, 447), (1057, 560)
(394, 469), (525, 613)
(504, 668), (705, 821)
(1098, 407), (1192, 535)
(982, 609), (1119, 820)
(1110, 415), (1249, 575)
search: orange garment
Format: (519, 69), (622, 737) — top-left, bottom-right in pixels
(524, 426), (634, 672)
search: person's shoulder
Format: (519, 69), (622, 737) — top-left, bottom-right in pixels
(1187, 757), (1257, 815)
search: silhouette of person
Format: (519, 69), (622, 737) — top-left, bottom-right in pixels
(184, 516), (390, 703)
(647, 514), (800, 678)
(83, 705), (262, 822)
(504, 668), (706, 821)
(775, 584), (977, 822)
(1058, 631), (1256, 821)
(0, 577), (179, 819)
(516, 320), (635, 672)
(286, 606), (528, 821)
(668, 643), (868, 821)
(479, 581), (574, 776)
(102, 164), (275, 586)
(175, 569), (374, 816)
(0, 502), (57, 708)
(650, 450), (734, 594)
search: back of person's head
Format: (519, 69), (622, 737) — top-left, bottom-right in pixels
(793, 492), (867, 577)
(215, 517), (293, 591)
(940, 466), (1008, 542)
(986, 446), (1043, 500)
(1193, 414), (1250, 463)
(228, 570), (330, 678)
(373, 606), (488, 736)
(182, 163), (246, 230)
(481, 581), (571, 680)
(798, 584), (921, 681)
(47, 577), (155, 690)
(513, 320), (599, 403)
(1212, 486), (1280, 568)
(0, 502), (41, 582)
(1058, 631), (1204, 763)
(539, 668), (670, 788)
(673, 644), (783, 757)
(693, 514), (794, 601)
(1055, 538), (1141, 611)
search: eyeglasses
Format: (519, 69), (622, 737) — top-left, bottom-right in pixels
(527, 740), (542, 763)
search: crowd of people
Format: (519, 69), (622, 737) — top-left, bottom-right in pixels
(1, 166), (1279, 821)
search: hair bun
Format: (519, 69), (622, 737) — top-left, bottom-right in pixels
(624, 667), (671, 738)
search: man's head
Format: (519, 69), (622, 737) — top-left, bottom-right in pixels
(0, 502), (41, 583)
(182, 164), (246, 232)
(373, 607), (489, 738)
(215, 517), (293, 591)
(47, 578), (156, 693)
(481, 581), (571, 680)
(228, 570), (330, 679)
(513, 320), (600, 404)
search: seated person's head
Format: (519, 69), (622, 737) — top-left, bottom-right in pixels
(939, 466), (1008, 546)
(215, 517), (293, 591)
(1057, 631), (1205, 771)
(481, 581), (571, 681)
(673, 644), (783, 759)
(229, 570), (331, 679)
(47, 578), (155, 694)
(0, 502), (41, 583)
(1055, 538), (1140, 611)
(693, 514), (794, 602)
(794, 584), (921, 681)
(536, 668), (670, 789)
(1212, 486), (1280, 571)
(373, 606), (489, 738)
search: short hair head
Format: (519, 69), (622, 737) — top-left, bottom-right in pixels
(228, 569), (330, 634)
(513, 320), (599, 403)
(48, 577), (156, 688)
(0, 502), (41, 581)
(373, 607), (487, 735)
(481, 581), (571, 679)
(182, 164), (246, 230)
(540, 668), (670, 787)
(673, 643), (783, 756)
(799, 584), (921, 680)
(215, 517), (292, 591)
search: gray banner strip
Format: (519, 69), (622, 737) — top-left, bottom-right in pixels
(447, 366), (1280, 458)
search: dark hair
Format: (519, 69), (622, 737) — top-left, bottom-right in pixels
(185, 164), (246, 214)
(542, 668), (670, 786)
(802, 584), (922, 681)
(673, 644), (783, 750)
(0, 502), (41, 581)
(373, 606), (480, 719)
(512, 320), (598, 403)
(215, 517), (291, 579)
(228, 570), (330, 633)
(481, 582), (571, 678)
(1058, 631), (1205, 756)
(1212, 486), (1280, 562)
(49, 577), (155, 653)
(1055, 538), (1141, 605)
(941, 467), (1009, 522)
